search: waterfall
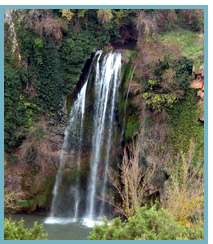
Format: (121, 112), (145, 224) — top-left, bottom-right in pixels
(98, 54), (121, 217)
(48, 80), (88, 222)
(85, 52), (121, 221)
(5, 10), (21, 62)
(46, 51), (121, 226)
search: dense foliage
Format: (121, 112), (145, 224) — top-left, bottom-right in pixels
(141, 57), (193, 112)
(5, 9), (204, 152)
(4, 9), (128, 151)
(4, 56), (29, 150)
(4, 218), (48, 240)
(89, 206), (203, 240)
(168, 89), (204, 160)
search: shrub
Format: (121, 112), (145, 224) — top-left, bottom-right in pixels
(163, 141), (204, 228)
(4, 218), (48, 240)
(4, 191), (19, 213)
(97, 10), (113, 24)
(141, 56), (193, 112)
(176, 10), (204, 32)
(61, 9), (75, 22)
(89, 206), (203, 240)
(142, 92), (177, 112)
(107, 142), (155, 218)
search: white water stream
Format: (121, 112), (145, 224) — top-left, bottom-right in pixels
(46, 51), (121, 227)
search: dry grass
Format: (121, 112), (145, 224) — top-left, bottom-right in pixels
(4, 191), (21, 213)
(136, 11), (158, 38)
(22, 10), (65, 41)
(108, 140), (156, 218)
(97, 10), (113, 24)
(19, 119), (59, 173)
(163, 141), (204, 227)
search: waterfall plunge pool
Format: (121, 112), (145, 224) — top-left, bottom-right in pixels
(9, 213), (96, 240)
(45, 216), (105, 228)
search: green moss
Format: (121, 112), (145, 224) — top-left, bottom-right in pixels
(125, 116), (140, 141)
(35, 176), (55, 208)
(167, 90), (204, 166)
(120, 50), (140, 143)
(121, 58), (136, 87)
(17, 199), (34, 209)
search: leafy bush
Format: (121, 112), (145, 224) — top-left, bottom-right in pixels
(89, 206), (203, 240)
(142, 92), (177, 112)
(154, 56), (193, 91)
(4, 191), (20, 213)
(60, 31), (97, 94)
(142, 56), (193, 112)
(4, 218), (48, 240)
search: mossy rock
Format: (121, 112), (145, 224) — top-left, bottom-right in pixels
(16, 199), (36, 212)
(34, 193), (50, 209)
(125, 116), (140, 141)
(17, 175), (55, 212)
(17, 199), (34, 208)
(35, 176), (55, 208)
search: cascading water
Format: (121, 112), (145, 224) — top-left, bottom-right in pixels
(84, 52), (121, 224)
(5, 10), (21, 61)
(46, 51), (121, 227)
(46, 80), (89, 224)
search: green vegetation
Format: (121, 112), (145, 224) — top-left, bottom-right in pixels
(4, 218), (48, 240)
(5, 9), (125, 152)
(89, 137), (204, 240)
(141, 56), (193, 112)
(5, 9), (204, 240)
(4, 58), (29, 151)
(125, 116), (140, 140)
(164, 144), (204, 228)
(168, 90), (204, 164)
(142, 92), (177, 112)
(89, 206), (203, 240)
(160, 30), (203, 70)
